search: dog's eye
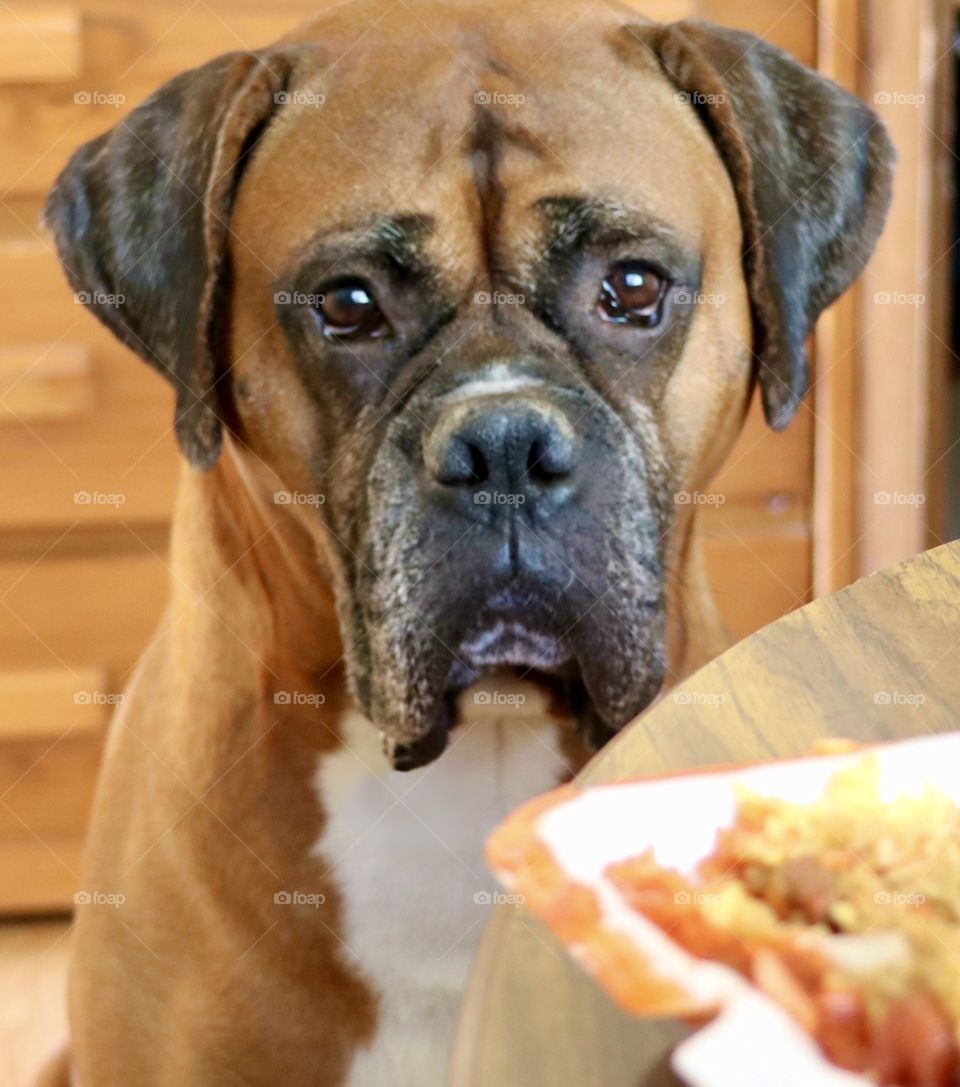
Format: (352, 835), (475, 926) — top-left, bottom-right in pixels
(315, 280), (389, 339)
(596, 262), (668, 327)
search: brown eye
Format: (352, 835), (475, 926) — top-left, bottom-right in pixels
(315, 280), (388, 339)
(597, 262), (668, 327)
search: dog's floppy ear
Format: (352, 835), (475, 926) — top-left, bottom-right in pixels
(44, 50), (297, 469)
(621, 21), (895, 428)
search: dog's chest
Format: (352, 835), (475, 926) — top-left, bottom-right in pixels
(313, 709), (568, 1086)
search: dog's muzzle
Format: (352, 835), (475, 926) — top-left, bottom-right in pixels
(359, 378), (667, 771)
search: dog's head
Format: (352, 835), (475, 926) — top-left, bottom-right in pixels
(45, 0), (893, 768)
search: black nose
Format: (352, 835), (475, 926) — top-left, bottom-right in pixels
(426, 402), (577, 511)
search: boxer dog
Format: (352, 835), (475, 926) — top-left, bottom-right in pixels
(40, 0), (892, 1083)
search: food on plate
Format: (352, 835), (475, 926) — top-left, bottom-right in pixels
(487, 734), (960, 1087)
(606, 757), (960, 1086)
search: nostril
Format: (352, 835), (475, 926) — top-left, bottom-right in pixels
(434, 435), (489, 486)
(526, 434), (575, 483)
(526, 439), (552, 483)
(465, 441), (487, 484)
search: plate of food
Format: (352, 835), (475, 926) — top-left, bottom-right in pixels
(486, 731), (960, 1087)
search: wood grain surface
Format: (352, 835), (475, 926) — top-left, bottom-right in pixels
(451, 541), (960, 1087)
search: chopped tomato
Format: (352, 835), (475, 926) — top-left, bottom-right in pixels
(816, 989), (872, 1073)
(872, 993), (959, 1087)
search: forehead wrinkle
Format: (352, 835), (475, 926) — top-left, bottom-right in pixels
(467, 106), (504, 285)
(466, 97), (548, 284)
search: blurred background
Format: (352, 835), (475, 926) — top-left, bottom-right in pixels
(0, 0), (952, 921)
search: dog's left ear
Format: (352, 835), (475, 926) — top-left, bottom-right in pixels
(621, 21), (895, 428)
(44, 50), (300, 469)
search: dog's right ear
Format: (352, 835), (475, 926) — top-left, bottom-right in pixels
(44, 50), (298, 470)
(619, 21), (894, 431)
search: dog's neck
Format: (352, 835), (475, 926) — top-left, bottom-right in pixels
(163, 447), (350, 753)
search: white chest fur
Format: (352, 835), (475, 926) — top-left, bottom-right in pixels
(313, 707), (568, 1086)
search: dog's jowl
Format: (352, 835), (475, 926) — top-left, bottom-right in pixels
(42, 0), (892, 1084)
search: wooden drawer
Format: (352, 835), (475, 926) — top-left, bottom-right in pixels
(0, 666), (110, 915)
(0, 344), (95, 426)
(709, 397), (813, 509)
(0, 538), (168, 678)
(0, 838), (86, 914)
(0, 731), (104, 841)
(0, 547), (165, 914)
(0, 234), (96, 343)
(0, 667), (109, 743)
(0, 354), (178, 530)
(700, 391), (813, 638)
(0, 239), (178, 530)
(702, 504), (812, 640)
(0, 5), (81, 86)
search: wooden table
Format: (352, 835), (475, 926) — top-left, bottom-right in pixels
(451, 541), (960, 1087)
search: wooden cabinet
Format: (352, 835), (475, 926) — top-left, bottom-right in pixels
(0, 0), (939, 912)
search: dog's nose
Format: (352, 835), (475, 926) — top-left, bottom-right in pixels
(426, 402), (577, 509)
